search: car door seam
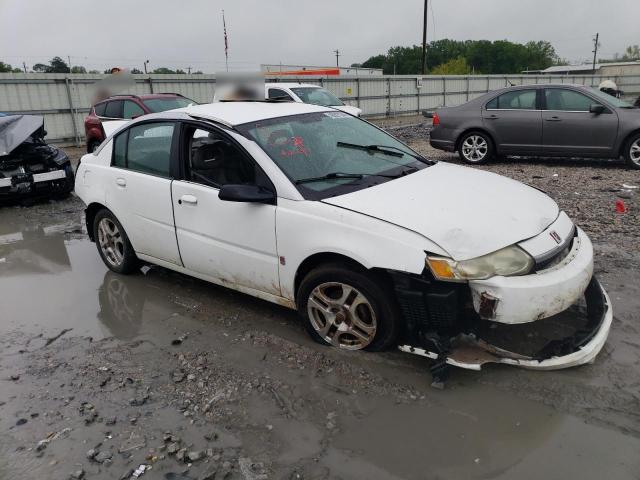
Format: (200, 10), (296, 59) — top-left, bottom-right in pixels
(170, 179), (185, 267)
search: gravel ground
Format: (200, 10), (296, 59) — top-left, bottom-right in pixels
(2, 129), (640, 479)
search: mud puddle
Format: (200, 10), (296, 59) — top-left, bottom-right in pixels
(2, 199), (640, 478)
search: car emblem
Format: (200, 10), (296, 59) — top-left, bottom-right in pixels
(550, 231), (562, 244)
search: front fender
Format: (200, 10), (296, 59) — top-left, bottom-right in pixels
(276, 199), (448, 300)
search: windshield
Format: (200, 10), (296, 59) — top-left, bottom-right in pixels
(588, 87), (634, 108)
(291, 87), (344, 107)
(237, 111), (429, 199)
(142, 97), (196, 112)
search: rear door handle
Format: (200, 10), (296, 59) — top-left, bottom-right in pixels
(546, 116), (562, 122)
(115, 177), (126, 187)
(179, 194), (198, 205)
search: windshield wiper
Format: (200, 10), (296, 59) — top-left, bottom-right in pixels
(336, 141), (430, 163)
(295, 170), (411, 185)
(337, 141), (404, 157)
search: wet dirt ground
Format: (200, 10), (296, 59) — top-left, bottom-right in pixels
(1, 134), (640, 480)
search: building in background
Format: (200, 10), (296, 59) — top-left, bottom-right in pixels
(261, 64), (383, 76)
(524, 61), (640, 76)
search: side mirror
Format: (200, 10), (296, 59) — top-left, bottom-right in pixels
(218, 184), (275, 205)
(590, 104), (605, 115)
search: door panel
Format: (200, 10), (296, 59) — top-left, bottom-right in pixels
(482, 90), (542, 154)
(171, 180), (280, 295)
(104, 121), (181, 265)
(542, 88), (619, 155)
(482, 110), (542, 153)
(105, 169), (181, 264)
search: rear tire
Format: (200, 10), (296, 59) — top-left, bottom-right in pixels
(93, 209), (139, 274)
(458, 131), (494, 164)
(296, 263), (400, 352)
(623, 133), (640, 170)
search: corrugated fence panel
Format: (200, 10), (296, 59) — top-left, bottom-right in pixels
(1, 73), (638, 143)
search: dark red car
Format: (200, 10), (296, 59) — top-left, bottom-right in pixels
(84, 93), (196, 152)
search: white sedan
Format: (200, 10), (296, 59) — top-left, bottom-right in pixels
(75, 101), (611, 372)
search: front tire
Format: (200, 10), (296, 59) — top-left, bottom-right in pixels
(297, 263), (400, 352)
(93, 209), (139, 274)
(458, 131), (494, 164)
(624, 133), (640, 170)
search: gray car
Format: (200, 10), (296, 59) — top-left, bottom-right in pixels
(429, 84), (640, 169)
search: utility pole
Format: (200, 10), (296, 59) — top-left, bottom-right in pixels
(334, 49), (340, 67)
(187, 66), (192, 74)
(421, 0), (428, 75)
(67, 55), (72, 73)
(592, 33), (599, 73)
(144, 60), (149, 74)
(23, 62), (27, 73)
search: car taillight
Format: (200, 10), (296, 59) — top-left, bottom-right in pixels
(432, 113), (440, 126)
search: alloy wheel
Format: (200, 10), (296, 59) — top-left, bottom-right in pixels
(461, 135), (488, 162)
(97, 218), (125, 267)
(630, 139), (640, 167)
(307, 282), (377, 350)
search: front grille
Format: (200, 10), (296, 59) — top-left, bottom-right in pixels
(535, 236), (574, 271)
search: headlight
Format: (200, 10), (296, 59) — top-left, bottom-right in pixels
(426, 246), (534, 282)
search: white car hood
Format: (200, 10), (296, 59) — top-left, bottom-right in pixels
(322, 162), (559, 261)
(333, 105), (362, 117)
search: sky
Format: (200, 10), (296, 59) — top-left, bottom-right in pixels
(0, 0), (638, 72)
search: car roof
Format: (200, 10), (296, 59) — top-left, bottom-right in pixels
(168, 101), (333, 127)
(97, 93), (185, 103)
(265, 82), (321, 89)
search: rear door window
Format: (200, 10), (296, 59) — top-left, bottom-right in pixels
(112, 122), (175, 177)
(489, 90), (537, 110)
(104, 100), (123, 118)
(123, 100), (145, 119)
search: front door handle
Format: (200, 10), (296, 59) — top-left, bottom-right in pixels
(546, 116), (562, 122)
(486, 114), (499, 120)
(179, 194), (198, 205)
(115, 177), (126, 187)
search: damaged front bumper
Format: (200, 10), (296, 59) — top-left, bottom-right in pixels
(399, 276), (612, 370)
(394, 224), (612, 371)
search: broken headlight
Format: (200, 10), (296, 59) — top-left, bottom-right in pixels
(426, 246), (534, 282)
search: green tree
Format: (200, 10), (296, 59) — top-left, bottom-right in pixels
(31, 57), (71, 73)
(152, 67), (176, 74)
(48, 56), (70, 73)
(0, 61), (14, 72)
(358, 39), (559, 75)
(431, 57), (471, 75)
(71, 66), (87, 74)
(130, 68), (143, 74)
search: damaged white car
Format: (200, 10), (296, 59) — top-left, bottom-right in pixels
(74, 102), (612, 374)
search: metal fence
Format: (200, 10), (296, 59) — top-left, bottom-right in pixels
(1, 72), (639, 145)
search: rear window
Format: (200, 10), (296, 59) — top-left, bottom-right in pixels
(104, 100), (123, 118)
(142, 97), (195, 112)
(94, 102), (107, 116)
